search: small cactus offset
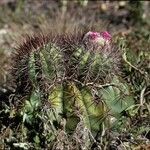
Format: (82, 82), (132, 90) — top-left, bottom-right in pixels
(11, 31), (134, 148)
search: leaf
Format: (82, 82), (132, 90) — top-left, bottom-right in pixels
(13, 143), (30, 150)
(100, 76), (134, 116)
(22, 89), (41, 124)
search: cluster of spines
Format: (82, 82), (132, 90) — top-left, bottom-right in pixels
(11, 34), (53, 107)
(10, 31), (131, 135)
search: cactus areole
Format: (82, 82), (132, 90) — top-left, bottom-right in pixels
(12, 31), (134, 137)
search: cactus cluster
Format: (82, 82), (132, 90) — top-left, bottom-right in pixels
(11, 31), (134, 145)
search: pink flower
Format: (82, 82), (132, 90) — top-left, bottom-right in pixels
(83, 31), (112, 48)
(86, 32), (101, 40)
(100, 31), (112, 41)
(83, 31), (100, 41)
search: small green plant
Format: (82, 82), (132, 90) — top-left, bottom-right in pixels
(8, 31), (134, 148)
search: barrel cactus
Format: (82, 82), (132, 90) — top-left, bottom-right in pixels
(11, 31), (134, 147)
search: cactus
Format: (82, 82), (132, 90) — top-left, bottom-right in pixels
(11, 31), (134, 146)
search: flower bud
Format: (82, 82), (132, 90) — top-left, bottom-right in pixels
(83, 31), (112, 50)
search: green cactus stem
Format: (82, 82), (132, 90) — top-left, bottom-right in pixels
(11, 31), (134, 142)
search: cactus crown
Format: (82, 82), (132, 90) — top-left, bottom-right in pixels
(12, 31), (120, 97)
